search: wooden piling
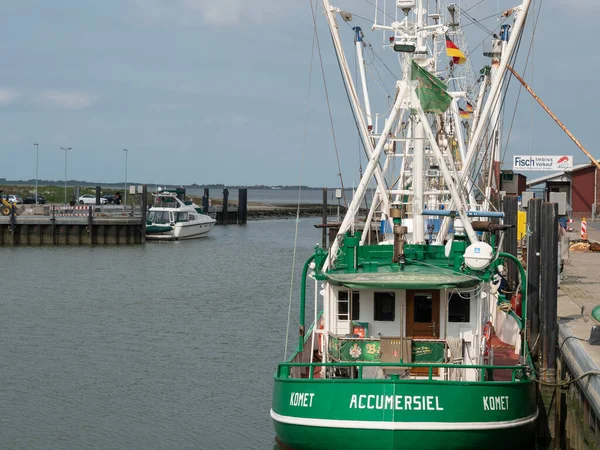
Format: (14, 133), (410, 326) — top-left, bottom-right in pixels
(540, 202), (559, 383)
(238, 188), (247, 225)
(526, 198), (542, 355)
(203, 188), (209, 215)
(141, 184), (147, 242)
(222, 189), (229, 218)
(88, 205), (94, 243)
(10, 206), (16, 245)
(95, 185), (101, 205)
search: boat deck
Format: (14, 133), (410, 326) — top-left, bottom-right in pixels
(489, 334), (519, 381)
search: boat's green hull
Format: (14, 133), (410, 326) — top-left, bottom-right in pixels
(273, 422), (536, 450)
(272, 377), (537, 450)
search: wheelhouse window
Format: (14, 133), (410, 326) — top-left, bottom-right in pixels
(374, 292), (395, 321)
(175, 212), (189, 222)
(338, 291), (360, 321)
(148, 210), (171, 224)
(448, 292), (470, 323)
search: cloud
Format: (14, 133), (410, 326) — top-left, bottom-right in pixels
(131, 0), (286, 26)
(37, 90), (98, 110)
(0, 88), (21, 105)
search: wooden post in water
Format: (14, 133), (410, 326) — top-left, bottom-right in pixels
(502, 196), (519, 291)
(203, 188), (209, 215)
(222, 189), (229, 224)
(526, 198), (542, 355)
(540, 202), (558, 383)
(238, 188), (247, 225)
(322, 188), (328, 249)
(10, 205), (16, 245)
(141, 184), (147, 243)
(88, 205), (94, 244)
(95, 185), (101, 205)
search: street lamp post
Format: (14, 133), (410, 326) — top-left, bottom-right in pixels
(60, 147), (72, 204)
(33, 143), (39, 205)
(123, 148), (128, 206)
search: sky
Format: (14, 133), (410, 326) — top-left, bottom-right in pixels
(0, 0), (597, 188)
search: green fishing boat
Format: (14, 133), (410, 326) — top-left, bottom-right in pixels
(272, 0), (538, 448)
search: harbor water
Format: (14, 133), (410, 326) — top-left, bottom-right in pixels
(0, 217), (320, 450)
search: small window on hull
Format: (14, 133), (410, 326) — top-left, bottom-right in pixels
(338, 291), (360, 321)
(374, 292), (395, 321)
(448, 293), (470, 323)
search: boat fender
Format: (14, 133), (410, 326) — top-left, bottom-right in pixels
(317, 324), (324, 356)
(482, 321), (493, 356)
(490, 274), (501, 294)
(510, 293), (522, 317)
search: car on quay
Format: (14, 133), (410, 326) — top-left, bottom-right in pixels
(7, 195), (23, 204)
(78, 194), (108, 205)
(101, 193), (122, 205)
(23, 194), (47, 204)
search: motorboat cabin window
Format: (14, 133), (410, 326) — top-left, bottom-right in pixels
(448, 292), (470, 322)
(374, 292), (395, 321)
(413, 293), (433, 323)
(148, 210), (170, 224)
(175, 212), (189, 222)
(338, 291), (360, 321)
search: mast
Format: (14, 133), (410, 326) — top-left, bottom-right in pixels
(321, 1), (391, 215)
(412, 1), (426, 243)
(354, 27), (373, 130)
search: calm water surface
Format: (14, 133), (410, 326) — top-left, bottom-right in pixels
(0, 218), (320, 450)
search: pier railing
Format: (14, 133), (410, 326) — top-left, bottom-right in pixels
(48, 205), (142, 217)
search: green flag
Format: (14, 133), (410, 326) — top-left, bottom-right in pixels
(411, 60), (452, 114)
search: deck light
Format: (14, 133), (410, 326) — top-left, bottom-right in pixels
(393, 41), (416, 53)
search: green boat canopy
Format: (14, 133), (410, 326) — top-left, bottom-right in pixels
(326, 265), (480, 289)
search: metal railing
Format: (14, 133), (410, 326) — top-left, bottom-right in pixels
(48, 205), (143, 217)
(276, 361), (531, 383)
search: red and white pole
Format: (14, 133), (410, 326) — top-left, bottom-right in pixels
(581, 217), (588, 240)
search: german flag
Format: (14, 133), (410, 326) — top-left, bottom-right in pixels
(458, 107), (470, 119)
(446, 36), (466, 65)
(466, 102), (474, 112)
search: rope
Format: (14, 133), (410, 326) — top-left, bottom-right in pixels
(533, 371), (600, 388)
(447, 336), (464, 380)
(308, 0), (347, 206)
(285, 1), (316, 361)
(500, 0), (545, 165)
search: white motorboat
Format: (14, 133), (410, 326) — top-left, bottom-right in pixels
(146, 191), (216, 241)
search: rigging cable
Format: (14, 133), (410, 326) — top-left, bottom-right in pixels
(309, 0), (348, 207)
(463, 0), (487, 13)
(500, 0), (545, 166)
(285, 0), (317, 361)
